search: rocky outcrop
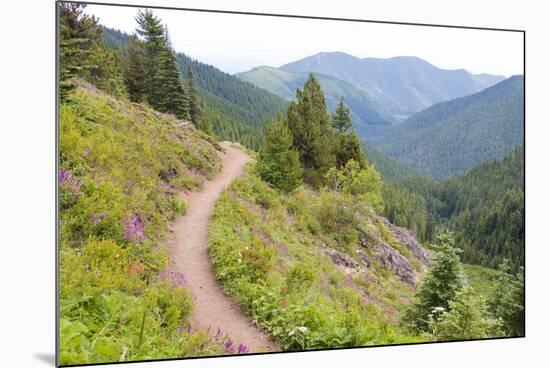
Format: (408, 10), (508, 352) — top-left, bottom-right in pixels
(373, 242), (417, 286)
(378, 217), (432, 265)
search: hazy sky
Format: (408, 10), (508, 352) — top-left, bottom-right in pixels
(84, 4), (524, 76)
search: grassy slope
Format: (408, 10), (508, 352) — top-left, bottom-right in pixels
(208, 168), (430, 350)
(463, 264), (499, 298)
(59, 82), (229, 365)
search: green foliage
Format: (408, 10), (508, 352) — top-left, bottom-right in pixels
(287, 74), (336, 186)
(401, 232), (464, 333)
(487, 261), (525, 336)
(324, 159), (383, 213)
(258, 117), (302, 192)
(124, 35), (146, 103)
(59, 3), (102, 101)
(59, 85), (222, 365)
(332, 97), (352, 133)
(209, 170), (426, 351)
(429, 286), (503, 341)
(186, 64), (200, 124)
(335, 131), (365, 169)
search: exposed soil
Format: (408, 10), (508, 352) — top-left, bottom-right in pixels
(165, 141), (279, 353)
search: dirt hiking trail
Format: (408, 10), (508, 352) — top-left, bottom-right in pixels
(165, 141), (279, 353)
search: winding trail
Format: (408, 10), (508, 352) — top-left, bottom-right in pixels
(165, 142), (279, 353)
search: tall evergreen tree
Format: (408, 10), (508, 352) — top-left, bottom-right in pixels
(158, 33), (189, 118)
(59, 3), (101, 100)
(135, 9), (166, 110)
(332, 97), (352, 133)
(335, 131), (366, 169)
(124, 34), (146, 102)
(487, 260), (525, 336)
(286, 74), (335, 186)
(187, 64), (200, 124)
(258, 116), (303, 193)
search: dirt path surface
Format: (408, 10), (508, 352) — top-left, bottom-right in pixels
(165, 142), (279, 353)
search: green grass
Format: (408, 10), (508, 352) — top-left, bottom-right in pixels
(208, 167), (428, 350)
(463, 263), (499, 297)
(59, 82), (228, 365)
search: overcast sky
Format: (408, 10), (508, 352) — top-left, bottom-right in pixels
(84, 4), (523, 77)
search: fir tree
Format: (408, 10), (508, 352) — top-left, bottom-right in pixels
(135, 9), (166, 110)
(59, 3), (101, 100)
(335, 131), (366, 169)
(258, 116), (303, 192)
(187, 64), (200, 124)
(332, 97), (352, 133)
(430, 286), (503, 340)
(286, 74), (335, 186)
(487, 260), (525, 336)
(401, 231), (465, 333)
(124, 34), (147, 102)
(158, 33), (189, 118)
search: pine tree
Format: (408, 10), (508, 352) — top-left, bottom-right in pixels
(286, 74), (335, 186)
(187, 64), (200, 124)
(158, 32), (189, 118)
(135, 9), (166, 110)
(401, 231), (465, 333)
(124, 34), (147, 102)
(258, 116), (303, 192)
(59, 3), (101, 101)
(332, 97), (352, 133)
(430, 286), (503, 340)
(487, 260), (524, 336)
(335, 131), (366, 169)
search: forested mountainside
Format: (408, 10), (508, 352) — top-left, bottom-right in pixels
(382, 146), (524, 270)
(102, 27), (287, 149)
(236, 66), (396, 129)
(280, 51), (505, 121)
(369, 75), (524, 180)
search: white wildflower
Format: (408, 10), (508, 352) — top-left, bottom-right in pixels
(288, 330), (295, 337)
(297, 326), (308, 333)
(433, 306), (445, 312)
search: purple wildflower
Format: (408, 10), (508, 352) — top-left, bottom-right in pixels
(158, 271), (187, 287)
(187, 324), (192, 334)
(214, 327), (221, 341)
(345, 273), (354, 286)
(82, 151), (92, 158)
(237, 343), (249, 354)
(59, 169), (69, 186)
(91, 213), (107, 225)
(199, 343), (205, 352)
(123, 214), (145, 243)
(224, 339), (234, 353)
(177, 323), (184, 335)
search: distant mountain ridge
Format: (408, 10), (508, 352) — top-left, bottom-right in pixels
(236, 66), (396, 130)
(280, 51), (505, 121)
(368, 75), (524, 180)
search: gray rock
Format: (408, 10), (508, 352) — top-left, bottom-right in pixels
(373, 242), (417, 286)
(378, 217), (431, 265)
(324, 248), (359, 269)
(357, 250), (372, 268)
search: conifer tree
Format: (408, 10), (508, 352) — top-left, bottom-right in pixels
(401, 231), (465, 333)
(332, 97), (353, 133)
(135, 9), (166, 110)
(430, 286), (503, 340)
(487, 260), (525, 336)
(258, 116), (303, 193)
(124, 34), (147, 102)
(158, 33), (189, 118)
(286, 74), (335, 186)
(187, 64), (200, 124)
(59, 3), (101, 100)
(335, 131), (366, 169)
